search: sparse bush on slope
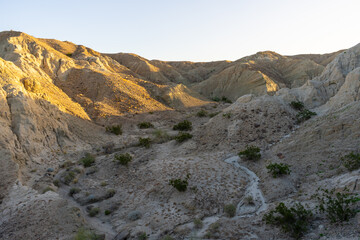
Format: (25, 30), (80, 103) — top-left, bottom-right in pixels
(173, 120), (192, 131)
(266, 163), (291, 178)
(106, 125), (122, 135)
(316, 188), (360, 223)
(239, 146), (261, 160)
(264, 202), (312, 239)
(341, 152), (360, 171)
(169, 174), (190, 192)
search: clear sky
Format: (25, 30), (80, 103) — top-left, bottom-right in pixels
(1, 0), (359, 61)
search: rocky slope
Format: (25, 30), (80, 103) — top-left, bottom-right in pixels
(0, 31), (359, 240)
(109, 50), (341, 102)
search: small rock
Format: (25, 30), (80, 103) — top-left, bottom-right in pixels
(47, 168), (54, 172)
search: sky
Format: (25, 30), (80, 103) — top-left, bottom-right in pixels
(1, 0), (360, 61)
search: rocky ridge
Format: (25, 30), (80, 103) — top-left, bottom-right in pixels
(0, 31), (359, 240)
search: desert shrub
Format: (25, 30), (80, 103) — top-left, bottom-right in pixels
(66, 53), (73, 57)
(193, 218), (203, 229)
(174, 132), (193, 143)
(211, 96), (232, 103)
(290, 101), (304, 111)
(296, 109), (316, 123)
(238, 146), (261, 160)
(152, 129), (170, 142)
(42, 187), (54, 194)
(138, 122), (154, 129)
(211, 96), (221, 102)
(169, 174), (190, 192)
(204, 222), (220, 239)
(266, 163), (291, 178)
(173, 120), (192, 131)
(138, 137), (151, 148)
(209, 112), (220, 118)
(63, 171), (76, 185)
(115, 153), (132, 166)
(105, 125), (122, 135)
(224, 204), (236, 217)
(341, 152), (360, 171)
(222, 112), (232, 119)
(316, 188), (360, 223)
(89, 207), (100, 217)
(102, 142), (114, 154)
(81, 153), (95, 167)
(221, 96), (232, 103)
(161, 235), (174, 240)
(244, 196), (255, 205)
(60, 160), (74, 168)
(196, 109), (208, 117)
(263, 202), (312, 239)
(74, 228), (101, 240)
(137, 232), (147, 240)
(105, 189), (116, 199)
(53, 179), (60, 187)
(69, 187), (81, 196)
(104, 209), (112, 215)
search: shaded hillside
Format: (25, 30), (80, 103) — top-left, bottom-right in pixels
(107, 50), (342, 102)
(192, 51), (335, 101)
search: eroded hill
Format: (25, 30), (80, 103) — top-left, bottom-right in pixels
(0, 31), (359, 240)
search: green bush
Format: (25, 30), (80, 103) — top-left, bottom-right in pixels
(211, 96), (232, 103)
(152, 129), (170, 142)
(222, 112), (232, 119)
(105, 125), (122, 135)
(169, 174), (190, 192)
(238, 146), (261, 160)
(69, 187), (80, 196)
(193, 218), (203, 229)
(53, 179), (60, 187)
(224, 204), (236, 217)
(138, 122), (154, 129)
(89, 207), (100, 217)
(196, 109), (208, 117)
(115, 153), (132, 166)
(138, 137), (151, 148)
(74, 228), (101, 240)
(174, 132), (193, 143)
(161, 236), (174, 240)
(42, 187), (54, 194)
(266, 163), (291, 178)
(105, 189), (116, 199)
(204, 222), (220, 239)
(63, 171), (76, 185)
(209, 112), (220, 118)
(263, 202), (312, 239)
(211, 96), (221, 102)
(316, 188), (360, 223)
(290, 101), (304, 111)
(138, 232), (147, 240)
(66, 53), (73, 58)
(173, 120), (192, 131)
(341, 152), (360, 171)
(104, 209), (112, 215)
(81, 153), (95, 168)
(296, 109), (316, 123)
(244, 196), (255, 205)
(60, 160), (74, 168)
(221, 96), (232, 103)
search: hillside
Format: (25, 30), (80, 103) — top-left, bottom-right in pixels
(0, 31), (359, 240)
